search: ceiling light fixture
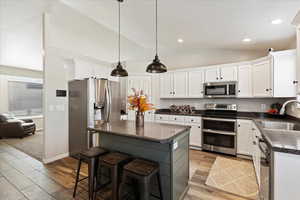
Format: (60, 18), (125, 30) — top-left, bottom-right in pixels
(271, 19), (283, 25)
(177, 38), (184, 43)
(243, 38), (252, 42)
(111, 0), (128, 77)
(146, 0), (167, 73)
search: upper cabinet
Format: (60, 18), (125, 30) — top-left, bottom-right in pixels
(173, 72), (188, 98)
(219, 66), (238, 82)
(204, 65), (237, 83)
(238, 64), (252, 98)
(160, 72), (188, 98)
(252, 50), (297, 98)
(188, 70), (204, 98)
(158, 49), (296, 99)
(205, 67), (219, 82)
(252, 59), (273, 97)
(271, 50), (297, 97)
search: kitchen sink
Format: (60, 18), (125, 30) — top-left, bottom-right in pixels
(259, 121), (300, 131)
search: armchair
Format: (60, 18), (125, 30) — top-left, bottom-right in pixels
(0, 114), (36, 139)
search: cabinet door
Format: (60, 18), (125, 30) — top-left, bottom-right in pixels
(173, 72), (188, 97)
(237, 120), (253, 156)
(188, 70), (204, 97)
(273, 51), (297, 97)
(238, 65), (253, 97)
(252, 61), (272, 97)
(160, 73), (173, 98)
(220, 66), (237, 81)
(190, 125), (202, 147)
(205, 67), (219, 82)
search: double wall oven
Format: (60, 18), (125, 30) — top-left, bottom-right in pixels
(202, 104), (237, 155)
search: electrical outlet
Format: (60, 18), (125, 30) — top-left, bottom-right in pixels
(261, 104), (266, 111)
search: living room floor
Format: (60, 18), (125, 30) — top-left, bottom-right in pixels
(1, 131), (43, 161)
(0, 141), (254, 200)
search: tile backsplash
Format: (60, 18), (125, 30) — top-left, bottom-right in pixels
(158, 98), (291, 113)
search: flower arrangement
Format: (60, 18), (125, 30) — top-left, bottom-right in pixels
(127, 88), (154, 113)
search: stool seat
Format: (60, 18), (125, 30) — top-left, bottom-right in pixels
(100, 152), (130, 165)
(124, 159), (158, 176)
(81, 147), (108, 158)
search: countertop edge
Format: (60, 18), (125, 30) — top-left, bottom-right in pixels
(87, 125), (191, 144)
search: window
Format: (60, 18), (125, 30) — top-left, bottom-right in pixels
(8, 80), (43, 116)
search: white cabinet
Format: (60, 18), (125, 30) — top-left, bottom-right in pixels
(271, 50), (297, 97)
(160, 73), (173, 98)
(205, 67), (219, 82)
(160, 72), (188, 98)
(252, 60), (273, 97)
(187, 116), (202, 148)
(204, 65), (237, 83)
(237, 119), (253, 156)
(220, 66), (238, 81)
(190, 125), (202, 147)
(188, 70), (204, 98)
(238, 64), (252, 97)
(173, 72), (188, 97)
(154, 114), (202, 148)
(252, 124), (261, 185)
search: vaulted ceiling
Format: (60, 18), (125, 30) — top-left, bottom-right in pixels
(62, 0), (300, 54)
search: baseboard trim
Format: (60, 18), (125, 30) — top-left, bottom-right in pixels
(42, 152), (69, 164)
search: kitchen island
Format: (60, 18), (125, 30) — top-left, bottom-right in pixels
(87, 120), (191, 200)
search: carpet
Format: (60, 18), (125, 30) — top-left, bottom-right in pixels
(205, 157), (259, 200)
(1, 131), (43, 161)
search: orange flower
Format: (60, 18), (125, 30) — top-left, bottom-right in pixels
(127, 88), (155, 112)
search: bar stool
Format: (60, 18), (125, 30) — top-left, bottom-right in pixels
(73, 147), (108, 200)
(119, 159), (164, 200)
(97, 152), (131, 200)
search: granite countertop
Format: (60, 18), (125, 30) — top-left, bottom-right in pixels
(88, 120), (191, 144)
(252, 119), (300, 155)
(155, 109), (300, 155)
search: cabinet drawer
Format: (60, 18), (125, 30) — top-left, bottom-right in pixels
(185, 116), (201, 124)
(155, 114), (170, 121)
(169, 115), (185, 123)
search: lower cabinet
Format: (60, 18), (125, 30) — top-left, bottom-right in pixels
(190, 125), (202, 147)
(154, 114), (202, 148)
(237, 119), (253, 156)
(252, 124), (261, 185)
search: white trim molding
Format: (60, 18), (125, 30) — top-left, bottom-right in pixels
(42, 152), (69, 164)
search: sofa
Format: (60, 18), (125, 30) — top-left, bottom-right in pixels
(0, 114), (36, 139)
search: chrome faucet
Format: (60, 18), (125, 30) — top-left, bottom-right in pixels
(279, 99), (300, 115)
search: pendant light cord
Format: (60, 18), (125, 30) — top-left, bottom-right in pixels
(155, 0), (158, 56)
(118, 0), (121, 63)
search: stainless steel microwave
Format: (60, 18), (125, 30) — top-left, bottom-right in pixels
(204, 82), (237, 98)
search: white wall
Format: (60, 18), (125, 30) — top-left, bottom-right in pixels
(126, 49), (267, 73)
(46, 2), (147, 63)
(0, 16), (43, 70)
(43, 48), (70, 162)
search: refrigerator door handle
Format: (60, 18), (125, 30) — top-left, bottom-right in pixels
(106, 81), (111, 122)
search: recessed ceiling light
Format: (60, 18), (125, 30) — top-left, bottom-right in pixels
(243, 38), (252, 42)
(271, 19), (283, 25)
(177, 38), (184, 43)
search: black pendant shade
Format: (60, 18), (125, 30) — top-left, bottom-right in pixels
(146, 54), (167, 73)
(146, 0), (167, 73)
(111, 0), (128, 77)
(111, 62), (128, 77)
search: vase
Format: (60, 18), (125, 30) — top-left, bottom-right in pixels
(135, 111), (144, 127)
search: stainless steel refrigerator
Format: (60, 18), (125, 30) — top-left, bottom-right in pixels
(69, 78), (120, 156)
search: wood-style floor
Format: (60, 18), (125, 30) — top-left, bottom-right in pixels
(0, 140), (252, 200)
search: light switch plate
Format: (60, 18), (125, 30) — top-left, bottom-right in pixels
(173, 141), (178, 150)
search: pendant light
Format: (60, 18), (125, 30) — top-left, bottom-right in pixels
(146, 0), (167, 73)
(111, 0), (128, 77)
